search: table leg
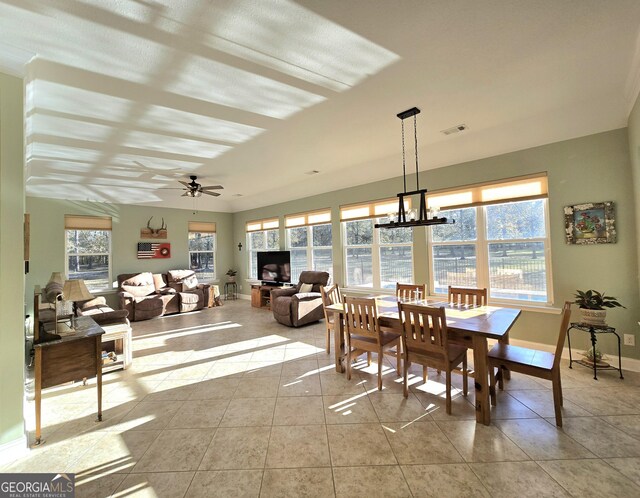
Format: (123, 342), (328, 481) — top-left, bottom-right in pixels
(35, 348), (42, 445)
(613, 331), (624, 380)
(333, 310), (345, 373)
(498, 332), (511, 380)
(96, 338), (103, 422)
(472, 336), (491, 425)
(589, 327), (598, 380)
(567, 327), (573, 368)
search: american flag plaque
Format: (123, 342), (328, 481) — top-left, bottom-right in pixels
(137, 242), (171, 259)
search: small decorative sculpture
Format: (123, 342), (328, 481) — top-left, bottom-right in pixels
(140, 217), (168, 239)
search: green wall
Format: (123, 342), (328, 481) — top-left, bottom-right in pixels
(25, 198), (234, 313)
(0, 73), (25, 447)
(628, 93), (640, 294)
(234, 129), (640, 359)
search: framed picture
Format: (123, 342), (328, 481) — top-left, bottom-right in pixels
(564, 201), (616, 245)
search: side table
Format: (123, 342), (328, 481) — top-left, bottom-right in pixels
(224, 281), (237, 300)
(567, 322), (623, 380)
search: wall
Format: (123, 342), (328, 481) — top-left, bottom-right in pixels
(25, 198), (234, 313)
(234, 129), (640, 359)
(628, 92), (640, 295)
(0, 73), (25, 450)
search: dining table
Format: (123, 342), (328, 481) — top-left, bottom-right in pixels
(326, 295), (521, 425)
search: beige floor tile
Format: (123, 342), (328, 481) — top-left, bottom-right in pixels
(118, 401), (184, 431)
(266, 425), (330, 468)
(508, 389), (593, 418)
(56, 400), (139, 436)
(165, 361), (216, 381)
(75, 472), (128, 498)
(323, 394), (379, 424)
(199, 426), (270, 470)
(260, 468), (334, 498)
(143, 379), (200, 402)
(243, 361), (283, 378)
(600, 414), (640, 440)
(368, 393), (431, 422)
(537, 458), (640, 496)
(604, 457), (640, 487)
(333, 465), (410, 497)
(495, 418), (596, 460)
(219, 398), (276, 427)
(320, 373), (367, 396)
(402, 463), (490, 497)
(280, 359), (320, 377)
(489, 391), (540, 419)
(205, 362), (249, 379)
(383, 421), (463, 464)
(185, 470), (263, 498)
(233, 376), (280, 398)
(167, 399), (230, 429)
(278, 374), (322, 397)
(470, 461), (570, 497)
(563, 387), (637, 415)
(413, 390), (477, 420)
(327, 424), (397, 466)
(133, 428), (214, 472)
(437, 420), (529, 463)
(273, 396), (325, 425)
(188, 378), (240, 400)
(113, 471), (195, 498)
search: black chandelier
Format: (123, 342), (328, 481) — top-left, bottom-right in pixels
(375, 107), (454, 229)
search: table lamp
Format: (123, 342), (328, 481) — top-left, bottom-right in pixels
(63, 279), (94, 327)
(49, 272), (64, 285)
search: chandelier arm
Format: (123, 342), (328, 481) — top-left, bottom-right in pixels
(414, 114), (420, 190)
(401, 119), (406, 193)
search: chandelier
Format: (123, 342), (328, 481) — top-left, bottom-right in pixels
(375, 107), (454, 229)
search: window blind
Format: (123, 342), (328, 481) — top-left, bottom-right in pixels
(285, 209), (331, 228)
(246, 218), (279, 232)
(64, 215), (112, 230)
(188, 221), (216, 233)
(340, 197), (411, 222)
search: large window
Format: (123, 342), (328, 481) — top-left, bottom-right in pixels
(188, 221), (216, 280)
(285, 209), (333, 282)
(65, 215), (112, 292)
(428, 175), (551, 304)
(246, 218), (280, 279)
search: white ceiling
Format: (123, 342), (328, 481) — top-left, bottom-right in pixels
(2, 0), (640, 212)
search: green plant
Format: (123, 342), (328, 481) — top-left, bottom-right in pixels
(226, 269), (238, 276)
(574, 290), (625, 310)
(582, 347), (605, 362)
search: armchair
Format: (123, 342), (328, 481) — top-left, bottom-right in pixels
(271, 271), (330, 327)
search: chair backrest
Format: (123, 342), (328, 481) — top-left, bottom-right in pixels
(448, 286), (487, 307)
(553, 302), (572, 369)
(298, 271), (330, 292)
(320, 284), (341, 323)
(396, 283), (426, 301)
(398, 302), (448, 359)
(343, 296), (380, 340)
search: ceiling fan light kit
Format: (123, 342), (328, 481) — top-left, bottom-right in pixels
(375, 107), (454, 230)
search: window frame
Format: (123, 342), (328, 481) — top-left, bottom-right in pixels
(188, 230), (217, 282)
(64, 228), (112, 293)
(285, 223), (333, 281)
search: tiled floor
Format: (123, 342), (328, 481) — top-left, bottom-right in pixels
(5, 301), (640, 497)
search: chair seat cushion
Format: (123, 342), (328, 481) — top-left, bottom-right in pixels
(351, 330), (400, 347)
(488, 343), (554, 371)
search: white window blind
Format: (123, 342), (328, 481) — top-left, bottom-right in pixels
(188, 221), (216, 233)
(246, 218), (279, 232)
(285, 209), (331, 228)
(340, 198), (411, 222)
(64, 215), (112, 230)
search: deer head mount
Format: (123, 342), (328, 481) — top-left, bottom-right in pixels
(140, 216), (168, 239)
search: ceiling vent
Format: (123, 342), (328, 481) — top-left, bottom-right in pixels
(305, 170), (320, 175)
(441, 124), (468, 136)
(232, 193), (243, 197)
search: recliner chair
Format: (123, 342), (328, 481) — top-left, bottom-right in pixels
(271, 271), (330, 327)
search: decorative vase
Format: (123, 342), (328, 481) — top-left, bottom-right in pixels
(227, 275), (236, 283)
(580, 308), (607, 326)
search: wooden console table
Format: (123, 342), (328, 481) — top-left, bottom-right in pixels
(34, 316), (104, 445)
(251, 284), (273, 309)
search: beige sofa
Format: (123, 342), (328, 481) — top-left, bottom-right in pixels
(117, 270), (212, 321)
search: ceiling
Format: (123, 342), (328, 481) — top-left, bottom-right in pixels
(2, 0), (640, 212)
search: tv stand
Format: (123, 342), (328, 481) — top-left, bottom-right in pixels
(251, 284), (274, 309)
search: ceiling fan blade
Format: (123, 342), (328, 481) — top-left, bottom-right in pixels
(200, 185), (224, 190)
(201, 191), (221, 197)
(181, 191), (190, 197)
(178, 180), (191, 188)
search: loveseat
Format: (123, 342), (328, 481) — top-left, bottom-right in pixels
(117, 270), (212, 321)
(271, 271), (330, 327)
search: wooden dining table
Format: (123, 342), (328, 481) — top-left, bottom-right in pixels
(326, 295), (521, 425)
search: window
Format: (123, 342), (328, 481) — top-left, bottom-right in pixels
(246, 218), (280, 279)
(428, 174), (551, 304)
(285, 209), (333, 281)
(64, 215), (112, 292)
(188, 221), (216, 280)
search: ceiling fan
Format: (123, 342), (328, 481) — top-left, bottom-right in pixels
(177, 175), (223, 197)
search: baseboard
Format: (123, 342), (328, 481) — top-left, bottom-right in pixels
(0, 433), (28, 467)
(509, 338), (640, 373)
(238, 293), (250, 301)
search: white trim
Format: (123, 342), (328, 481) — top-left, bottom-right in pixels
(0, 434), (28, 467)
(238, 293), (251, 301)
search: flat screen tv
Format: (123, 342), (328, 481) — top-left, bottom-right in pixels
(257, 251), (291, 284)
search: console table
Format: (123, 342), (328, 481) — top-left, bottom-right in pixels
(33, 316), (104, 444)
(251, 285), (272, 309)
(567, 322), (624, 380)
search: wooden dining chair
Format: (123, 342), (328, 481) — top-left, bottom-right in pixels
(343, 296), (402, 390)
(488, 302), (572, 426)
(396, 283), (426, 301)
(448, 286), (487, 307)
(398, 302), (468, 414)
(320, 284), (342, 354)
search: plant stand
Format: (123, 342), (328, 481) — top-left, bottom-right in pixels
(567, 322), (624, 380)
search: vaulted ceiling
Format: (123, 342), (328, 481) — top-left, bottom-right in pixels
(2, 0), (640, 212)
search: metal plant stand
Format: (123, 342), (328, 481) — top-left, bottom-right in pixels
(567, 322), (623, 380)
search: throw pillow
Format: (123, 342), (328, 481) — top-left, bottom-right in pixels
(300, 283), (313, 293)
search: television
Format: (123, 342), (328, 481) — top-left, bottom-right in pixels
(257, 251), (291, 285)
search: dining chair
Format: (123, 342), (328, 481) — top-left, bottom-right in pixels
(398, 302), (468, 414)
(488, 302), (572, 426)
(343, 296), (402, 390)
(448, 285), (487, 307)
(396, 283), (426, 301)
(320, 284), (342, 354)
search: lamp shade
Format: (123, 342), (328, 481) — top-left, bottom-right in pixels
(62, 279), (94, 302)
(49, 272), (64, 285)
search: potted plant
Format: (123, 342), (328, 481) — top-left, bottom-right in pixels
(574, 289), (625, 326)
(226, 269), (238, 283)
(581, 346), (607, 366)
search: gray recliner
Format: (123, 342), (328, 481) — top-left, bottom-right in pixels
(271, 271), (330, 327)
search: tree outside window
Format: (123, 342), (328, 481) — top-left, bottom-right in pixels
(65, 229), (111, 292)
(189, 231), (216, 280)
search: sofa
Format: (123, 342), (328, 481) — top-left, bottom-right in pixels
(117, 270), (212, 321)
(271, 271), (330, 327)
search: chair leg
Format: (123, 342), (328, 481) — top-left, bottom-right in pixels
(367, 352), (371, 366)
(445, 369), (452, 415)
(497, 364), (504, 391)
(489, 364), (497, 406)
(552, 370), (563, 427)
(326, 327), (331, 355)
(377, 350), (383, 390)
(423, 365), (427, 384)
(396, 347), (401, 375)
(462, 354), (468, 397)
(346, 345), (352, 381)
(403, 358), (409, 398)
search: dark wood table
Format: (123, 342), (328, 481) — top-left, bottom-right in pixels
(327, 296), (521, 425)
(33, 316), (104, 444)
